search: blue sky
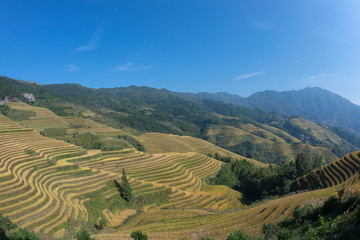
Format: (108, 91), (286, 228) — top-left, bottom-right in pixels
(1, 0), (360, 104)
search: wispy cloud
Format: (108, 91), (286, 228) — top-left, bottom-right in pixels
(76, 26), (104, 52)
(253, 21), (280, 31)
(233, 71), (265, 81)
(298, 74), (335, 83)
(111, 62), (156, 72)
(67, 64), (78, 72)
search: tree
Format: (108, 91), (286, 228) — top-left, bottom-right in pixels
(130, 230), (148, 240)
(114, 169), (133, 201)
(8, 228), (40, 240)
(295, 153), (312, 177)
(121, 169), (132, 201)
(226, 229), (249, 240)
(76, 229), (96, 240)
(311, 154), (323, 169)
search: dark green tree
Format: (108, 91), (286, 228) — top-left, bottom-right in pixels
(295, 153), (312, 177)
(114, 169), (133, 201)
(311, 154), (323, 169)
(76, 229), (96, 240)
(121, 169), (132, 201)
(130, 230), (148, 240)
(226, 229), (249, 240)
(8, 228), (40, 240)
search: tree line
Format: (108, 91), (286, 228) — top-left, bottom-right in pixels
(209, 153), (323, 203)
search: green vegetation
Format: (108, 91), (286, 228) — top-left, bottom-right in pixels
(2, 76), (360, 240)
(0, 105), (10, 115)
(332, 144), (348, 158)
(67, 132), (102, 149)
(205, 152), (233, 163)
(48, 105), (75, 117)
(76, 229), (96, 240)
(291, 151), (360, 191)
(2, 76), (360, 164)
(114, 169), (133, 202)
(0, 212), (40, 240)
(130, 230), (148, 240)
(209, 153), (322, 203)
(295, 153), (323, 177)
(263, 192), (360, 240)
(40, 127), (66, 138)
(118, 135), (145, 151)
(6, 109), (36, 121)
(330, 126), (360, 149)
(226, 229), (252, 240)
(24, 149), (37, 156)
(227, 141), (286, 164)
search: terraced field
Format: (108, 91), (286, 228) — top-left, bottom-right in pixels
(1, 113), (360, 240)
(0, 115), (242, 239)
(97, 176), (360, 240)
(295, 151), (360, 190)
(6, 102), (123, 136)
(140, 133), (265, 167)
(207, 124), (339, 163)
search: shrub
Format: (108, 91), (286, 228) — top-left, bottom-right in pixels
(130, 230), (148, 240)
(8, 228), (40, 240)
(76, 229), (96, 240)
(118, 135), (144, 151)
(226, 229), (249, 240)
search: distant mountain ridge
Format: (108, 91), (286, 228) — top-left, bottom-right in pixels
(2, 75), (360, 164)
(182, 87), (360, 136)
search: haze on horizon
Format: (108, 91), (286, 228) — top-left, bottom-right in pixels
(1, 0), (360, 104)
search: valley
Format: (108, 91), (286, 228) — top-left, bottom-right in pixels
(1, 77), (360, 239)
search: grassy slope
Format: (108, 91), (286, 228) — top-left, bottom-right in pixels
(1, 114), (360, 240)
(7, 102), (262, 166)
(207, 124), (339, 163)
(289, 117), (350, 146)
(139, 133), (266, 167)
(6, 102), (123, 136)
(98, 173), (360, 240)
(0, 114), (243, 239)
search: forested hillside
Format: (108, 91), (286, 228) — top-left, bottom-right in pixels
(185, 87), (360, 137)
(1, 76), (360, 164)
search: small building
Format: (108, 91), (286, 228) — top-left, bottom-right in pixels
(4, 96), (9, 102)
(23, 93), (36, 102)
(27, 81), (39, 85)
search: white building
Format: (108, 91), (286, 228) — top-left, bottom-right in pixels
(23, 93), (36, 102)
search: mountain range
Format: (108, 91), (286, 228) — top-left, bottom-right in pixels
(1, 75), (360, 165)
(182, 87), (360, 137)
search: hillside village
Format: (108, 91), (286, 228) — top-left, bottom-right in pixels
(0, 93), (36, 106)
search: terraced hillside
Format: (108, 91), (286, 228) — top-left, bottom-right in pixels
(1, 113), (360, 240)
(97, 173), (360, 240)
(3, 77), (360, 166)
(139, 133), (265, 167)
(0, 115), (241, 239)
(7, 102), (260, 166)
(293, 151), (360, 190)
(6, 102), (123, 137)
(207, 124), (339, 163)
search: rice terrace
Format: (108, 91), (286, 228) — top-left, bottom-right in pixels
(1, 99), (360, 239)
(2, 1), (360, 240)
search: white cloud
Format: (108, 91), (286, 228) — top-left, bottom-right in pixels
(67, 64), (78, 72)
(233, 71), (265, 81)
(76, 27), (103, 52)
(111, 62), (156, 72)
(298, 74), (335, 83)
